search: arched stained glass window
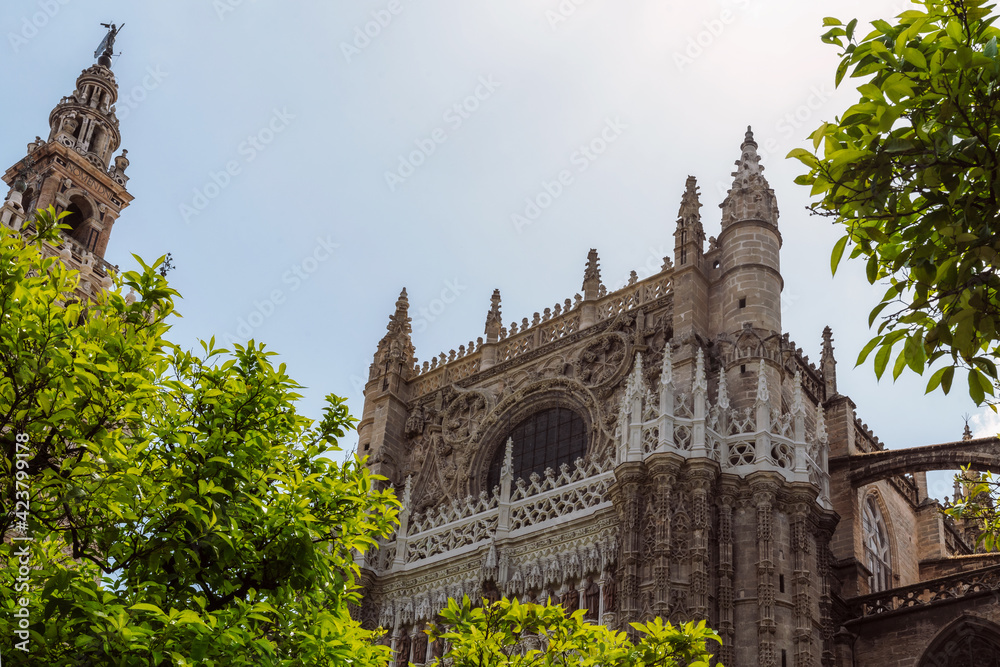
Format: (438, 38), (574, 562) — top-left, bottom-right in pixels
(486, 408), (587, 492)
(862, 495), (892, 593)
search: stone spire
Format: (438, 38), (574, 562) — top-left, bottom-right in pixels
(719, 126), (778, 229)
(821, 326), (838, 398)
(484, 289), (502, 343)
(372, 288), (415, 379)
(674, 175), (705, 268)
(582, 248), (603, 299)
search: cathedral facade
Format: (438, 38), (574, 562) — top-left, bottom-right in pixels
(4, 47), (1000, 667)
(355, 133), (1000, 666)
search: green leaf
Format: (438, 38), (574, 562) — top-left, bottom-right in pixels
(874, 344), (893, 379)
(832, 235), (849, 276)
(902, 47), (927, 69)
(969, 368), (986, 404)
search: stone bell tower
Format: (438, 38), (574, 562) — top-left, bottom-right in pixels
(1, 23), (133, 259)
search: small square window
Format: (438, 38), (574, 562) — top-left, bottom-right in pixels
(738, 297), (747, 309)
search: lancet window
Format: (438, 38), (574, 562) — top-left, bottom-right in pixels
(862, 495), (892, 592)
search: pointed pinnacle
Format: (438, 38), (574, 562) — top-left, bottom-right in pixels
(755, 364), (770, 404)
(816, 403), (828, 443)
(742, 125), (757, 149)
(792, 370), (806, 416)
(717, 367), (730, 410)
(660, 342), (673, 387)
(693, 348), (708, 394)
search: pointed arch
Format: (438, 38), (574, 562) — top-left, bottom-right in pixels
(917, 615), (1000, 666)
(861, 491), (893, 592)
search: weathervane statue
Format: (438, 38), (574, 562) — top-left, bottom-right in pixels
(95, 22), (123, 67)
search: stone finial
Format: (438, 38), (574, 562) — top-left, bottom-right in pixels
(660, 342), (673, 387)
(373, 288), (415, 371)
(114, 149), (130, 173)
(755, 363), (769, 404)
(389, 288), (411, 336)
(484, 289), (502, 342)
(582, 248), (603, 298)
(627, 352), (644, 401)
(717, 367), (730, 410)
(822, 326), (838, 397)
(402, 475), (413, 510)
(963, 418), (973, 441)
(693, 348), (708, 395)
(500, 437), (514, 480)
(676, 175), (704, 231)
(720, 125), (778, 227)
(792, 370), (806, 417)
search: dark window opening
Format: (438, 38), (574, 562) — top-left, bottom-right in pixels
(779, 574), (785, 593)
(738, 297), (747, 309)
(781, 649), (787, 667)
(21, 188), (35, 214)
(712, 260), (720, 269)
(63, 196), (93, 243)
(740, 364), (746, 374)
(486, 407), (587, 492)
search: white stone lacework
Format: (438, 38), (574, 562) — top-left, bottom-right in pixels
(508, 474), (612, 532)
(618, 348), (833, 510)
(405, 513), (499, 562)
(371, 450), (616, 573)
(409, 492), (498, 534)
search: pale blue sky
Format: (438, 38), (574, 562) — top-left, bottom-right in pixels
(3, 0), (984, 500)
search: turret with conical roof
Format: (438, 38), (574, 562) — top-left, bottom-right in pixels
(716, 126), (782, 338)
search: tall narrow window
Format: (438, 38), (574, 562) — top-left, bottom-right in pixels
(862, 495), (892, 592)
(486, 408), (587, 492)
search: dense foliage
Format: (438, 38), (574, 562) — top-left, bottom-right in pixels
(0, 208), (398, 666)
(791, 0), (1000, 404)
(428, 596), (722, 667)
